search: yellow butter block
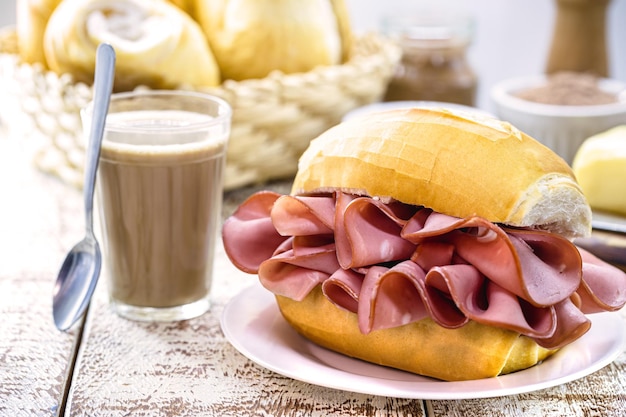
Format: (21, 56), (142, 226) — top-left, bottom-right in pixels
(572, 125), (626, 216)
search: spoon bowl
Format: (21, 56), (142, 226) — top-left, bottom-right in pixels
(53, 43), (116, 331)
(53, 236), (102, 330)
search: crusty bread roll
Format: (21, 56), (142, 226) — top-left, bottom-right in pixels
(194, 0), (352, 81)
(572, 125), (626, 217)
(276, 287), (555, 381)
(274, 107), (591, 381)
(223, 107), (610, 381)
(293, 107), (592, 239)
(328, 0), (353, 64)
(16, 0), (62, 67)
(43, 0), (220, 91)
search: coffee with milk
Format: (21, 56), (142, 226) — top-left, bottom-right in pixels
(94, 94), (230, 321)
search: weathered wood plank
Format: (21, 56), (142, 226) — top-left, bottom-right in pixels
(0, 138), (84, 417)
(67, 304), (427, 416)
(66, 239), (428, 416)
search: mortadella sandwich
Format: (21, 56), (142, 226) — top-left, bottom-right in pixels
(222, 107), (626, 381)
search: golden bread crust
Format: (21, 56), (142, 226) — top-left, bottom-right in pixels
(292, 107), (591, 238)
(43, 0), (220, 91)
(276, 286), (556, 381)
(16, 0), (62, 67)
(194, 0), (350, 81)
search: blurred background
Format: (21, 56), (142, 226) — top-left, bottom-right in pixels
(5, 0), (623, 112)
(346, 0), (626, 111)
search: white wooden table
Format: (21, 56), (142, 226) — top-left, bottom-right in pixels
(1, 133), (626, 417)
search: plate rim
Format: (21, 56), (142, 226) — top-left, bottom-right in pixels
(220, 283), (626, 400)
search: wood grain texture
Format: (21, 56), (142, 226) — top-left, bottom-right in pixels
(0, 138), (84, 417)
(68, 310), (427, 416)
(64, 234), (426, 416)
(66, 276), (427, 417)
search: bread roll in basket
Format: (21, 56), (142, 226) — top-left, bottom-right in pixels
(43, 0), (221, 91)
(0, 0), (400, 190)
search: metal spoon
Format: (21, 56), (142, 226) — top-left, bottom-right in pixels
(53, 44), (116, 331)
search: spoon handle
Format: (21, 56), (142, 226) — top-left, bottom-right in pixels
(84, 44), (116, 233)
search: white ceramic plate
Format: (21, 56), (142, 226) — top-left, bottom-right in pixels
(221, 283), (626, 400)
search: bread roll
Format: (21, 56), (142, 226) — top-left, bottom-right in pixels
(278, 107), (588, 380)
(43, 0), (220, 91)
(276, 287), (555, 381)
(194, 0), (352, 81)
(328, 0), (353, 63)
(16, 0), (62, 67)
(293, 107), (592, 239)
(572, 125), (626, 216)
(223, 107), (609, 382)
(168, 0), (196, 17)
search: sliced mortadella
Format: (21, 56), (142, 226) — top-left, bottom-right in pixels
(270, 194), (335, 236)
(357, 262), (432, 334)
(336, 196), (417, 269)
(424, 264), (556, 339)
(532, 298), (591, 349)
(258, 242), (340, 301)
(403, 210), (582, 307)
(221, 190), (626, 351)
(333, 192), (357, 269)
(410, 241), (456, 271)
(403, 212), (525, 297)
(576, 247), (626, 313)
(505, 229), (582, 306)
(222, 191), (286, 273)
(321, 268), (364, 313)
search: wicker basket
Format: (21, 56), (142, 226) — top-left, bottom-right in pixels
(0, 28), (400, 190)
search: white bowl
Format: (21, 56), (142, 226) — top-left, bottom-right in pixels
(342, 100), (493, 121)
(491, 75), (626, 165)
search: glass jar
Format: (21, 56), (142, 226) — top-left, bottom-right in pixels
(382, 13), (478, 106)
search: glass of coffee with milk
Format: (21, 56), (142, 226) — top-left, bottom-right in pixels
(84, 90), (231, 321)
